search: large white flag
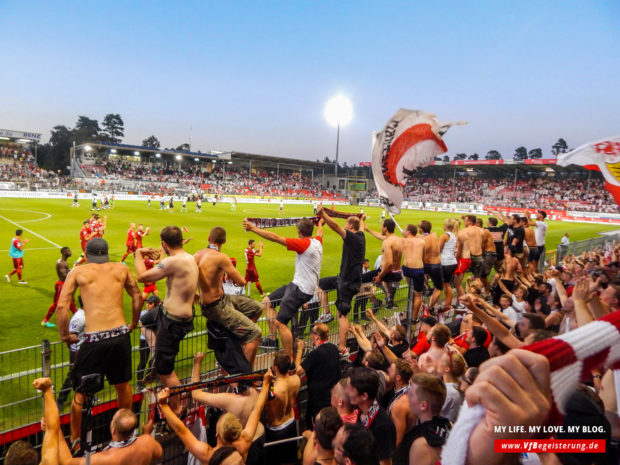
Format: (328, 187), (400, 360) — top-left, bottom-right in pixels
(371, 109), (465, 214)
(557, 136), (620, 206)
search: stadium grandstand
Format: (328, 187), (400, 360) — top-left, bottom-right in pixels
(1, 131), (618, 216)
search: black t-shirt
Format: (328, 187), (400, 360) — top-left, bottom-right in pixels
(488, 224), (508, 260)
(340, 230), (366, 283)
(301, 342), (341, 411)
(388, 341), (409, 359)
(393, 416), (451, 465)
(464, 346), (490, 368)
(358, 407), (396, 461)
(508, 226), (525, 254)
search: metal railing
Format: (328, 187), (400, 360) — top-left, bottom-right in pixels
(0, 283), (410, 462)
(556, 233), (620, 264)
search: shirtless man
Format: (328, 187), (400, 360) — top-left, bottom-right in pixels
(57, 238), (142, 453)
(416, 324), (451, 376)
(401, 225), (425, 320)
(387, 359), (415, 448)
(418, 220), (443, 310)
(477, 218), (497, 296)
(134, 226), (199, 415)
(265, 353), (301, 465)
(34, 377), (162, 465)
(42, 247), (76, 327)
(365, 219), (403, 308)
(521, 217), (537, 276)
(191, 353), (265, 465)
(194, 227), (262, 367)
(454, 215), (483, 300)
(492, 245), (520, 305)
(158, 369), (272, 465)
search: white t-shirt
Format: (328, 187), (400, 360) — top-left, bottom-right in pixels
(561, 236), (570, 246)
(511, 296), (527, 321)
(68, 308), (86, 352)
(502, 306), (519, 324)
(285, 236), (323, 295)
(534, 221), (547, 246)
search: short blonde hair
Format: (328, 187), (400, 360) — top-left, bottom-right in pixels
(216, 413), (242, 443)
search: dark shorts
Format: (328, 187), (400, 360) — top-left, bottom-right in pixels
(319, 276), (360, 316)
(481, 252), (497, 278)
(206, 321), (252, 375)
(528, 246), (541, 262)
(200, 294), (262, 344)
(423, 263), (443, 289)
(72, 329), (131, 389)
(402, 266), (425, 292)
(265, 418), (298, 465)
(267, 284), (287, 309)
(246, 434), (266, 465)
(382, 271), (403, 283)
(140, 307), (159, 329)
(470, 254), (483, 278)
(154, 306), (194, 376)
(274, 283), (313, 325)
(441, 264), (457, 283)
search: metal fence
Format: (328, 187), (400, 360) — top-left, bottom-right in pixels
(0, 283), (410, 462)
(556, 233), (620, 264)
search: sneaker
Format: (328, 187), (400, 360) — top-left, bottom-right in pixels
(315, 313), (334, 324)
(385, 300), (396, 309)
(371, 300), (383, 312)
(18, 280), (28, 285)
(340, 348), (351, 359)
(41, 321), (56, 328)
(259, 337), (279, 349)
(4, 275), (9, 282)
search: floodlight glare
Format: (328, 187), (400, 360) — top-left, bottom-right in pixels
(134, 151), (140, 156)
(110, 149), (117, 154)
(194, 158), (199, 161)
(84, 145), (92, 151)
(175, 155), (182, 161)
(155, 153), (161, 158)
(324, 95), (353, 128)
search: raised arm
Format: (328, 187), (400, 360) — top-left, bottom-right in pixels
(497, 279), (514, 299)
(365, 308), (390, 335)
(318, 206), (346, 239)
(222, 254), (246, 286)
(135, 249), (171, 282)
(467, 297), (522, 349)
(243, 220), (287, 246)
(124, 269), (143, 331)
(240, 369), (274, 448)
(365, 224), (386, 241)
(158, 388), (212, 462)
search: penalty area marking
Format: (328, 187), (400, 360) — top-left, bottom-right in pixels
(0, 213), (61, 248)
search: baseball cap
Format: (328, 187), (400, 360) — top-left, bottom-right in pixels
(85, 238), (109, 264)
(421, 316), (437, 327)
(146, 295), (160, 305)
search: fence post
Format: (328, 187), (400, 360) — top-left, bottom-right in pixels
(405, 280), (414, 344)
(41, 339), (51, 377)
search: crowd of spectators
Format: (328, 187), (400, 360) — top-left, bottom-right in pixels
(0, 145), (64, 189)
(8, 207), (620, 465)
(400, 176), (618, 212)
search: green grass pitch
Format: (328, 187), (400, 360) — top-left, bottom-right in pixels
(0, 198), (617, 353)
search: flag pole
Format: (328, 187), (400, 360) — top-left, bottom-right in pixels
(388, 212), (403, 233)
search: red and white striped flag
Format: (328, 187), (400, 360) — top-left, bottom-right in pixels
(557, 136), (620, 206)
(371, 109), (465, 214)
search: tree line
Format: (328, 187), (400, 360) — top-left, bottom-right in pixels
(441, 138), (569, 162)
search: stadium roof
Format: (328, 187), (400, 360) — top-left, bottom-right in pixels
(74, 142), (230, 160)
(230, 151), (333, 170)
(0, 128), (42, 142)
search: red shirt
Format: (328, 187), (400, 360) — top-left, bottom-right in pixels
(125, 228), (135, 246)
(135, 230), (146, 248)
(411, 332), (431, 356)
(245, 247), (257, 269)
(80, 226), (92, 249)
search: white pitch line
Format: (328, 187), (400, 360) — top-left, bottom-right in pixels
(0, 208), (52, 223)
(0, 214), (61, 248)
(0, 247), (58, 252)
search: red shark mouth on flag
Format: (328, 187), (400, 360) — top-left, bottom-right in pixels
(383, 123), (448, 186)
